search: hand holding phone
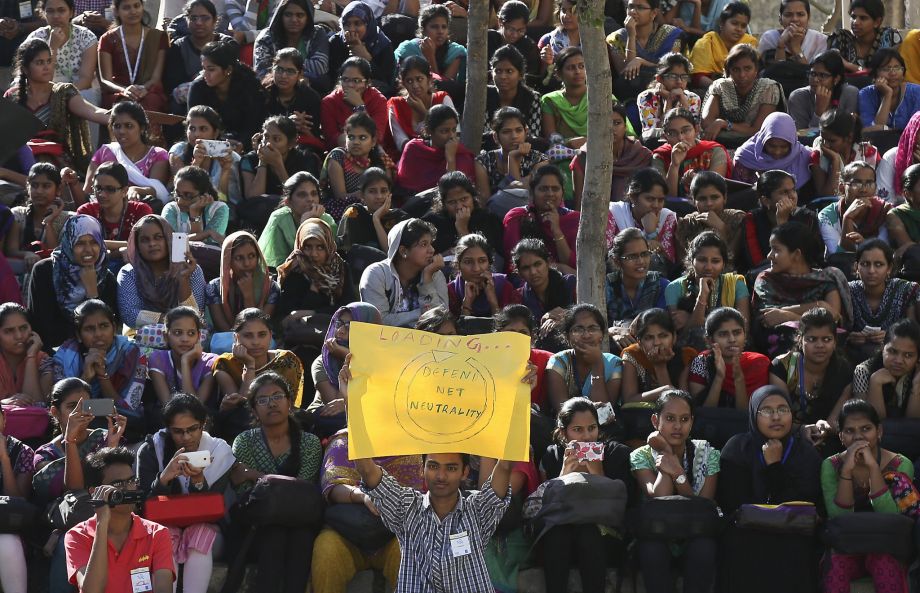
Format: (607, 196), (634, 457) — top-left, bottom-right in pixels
(82, 399), (115, 417)
(171, 233), (189, 263)
(183, 450), (212, 468)
(200, 139), (231, 158)
(574, 441), (604, 462)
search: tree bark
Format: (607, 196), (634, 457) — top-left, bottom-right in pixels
(461, 0), (488, 153)
(574, 0), (613, 328)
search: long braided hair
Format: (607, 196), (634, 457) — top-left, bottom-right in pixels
(14, 39), (52, 107)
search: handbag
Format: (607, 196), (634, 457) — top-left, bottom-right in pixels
(883, 470), (920, 518)
(633, 495), (723, 540)
(144, 492), (225, 527)
(1, 404), (50, 441)
(525, 473), (627, 542)
(734, 501), (817, 536)
(824, 513), (916, 562)
(0, 496), (38, 533)
(324, 503), (394, 552)
(46, 489), (95, 531)
(239, 475), (324, 528)
(280, 314), (332, 349)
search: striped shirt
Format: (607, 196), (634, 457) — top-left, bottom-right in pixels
(366, 471), (510, 593)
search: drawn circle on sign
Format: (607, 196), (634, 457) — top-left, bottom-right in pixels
(393, 350), (496, 444)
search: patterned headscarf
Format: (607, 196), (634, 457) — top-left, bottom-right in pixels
(322, 302), (381, 389)
(276, 218), (347, 301)
(219, 231), (272, 325)
(125, 215), (181, 314)
(51, 215), (107, 313)
(337, 1), (392, 58)
(894, 111), (920, 195)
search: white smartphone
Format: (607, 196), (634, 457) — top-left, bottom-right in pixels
(864, 326), (881, 333)
(171, 233), (189, 263)
(200, 139), (231, 158)
(183, 450), (211, 468)
(596, 402), (614, 425)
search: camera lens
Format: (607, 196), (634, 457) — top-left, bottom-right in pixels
(108, 490), (124, 505)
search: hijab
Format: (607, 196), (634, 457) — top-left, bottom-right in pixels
(894, 111), (920, 195)
(322, 302), (381, 390)
(337, 1), (392, 57)
(52, 215), (107, 313)
(733, 112), (813, 189)
(748, 385), (793, 450)
(276, 217), (347, 300)
(125, 215), (181, 314)
(219, 231), (273, 324)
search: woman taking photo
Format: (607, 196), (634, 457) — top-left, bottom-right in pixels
(163, 0), (231, 114)
(27, 215), (118, 351)
(852, 318), (920, 420)
(609, 168), (677, 268)
(387, 56), (455, 154)
(859, 49), (920, 133)
(788, 50), (859, 131)
(97, 0), (167, 111)
(168, 105), (242, 208)
(117, 214), (206, 331)
(423, 171), (503, 258)
(0, 304), (48, 404)
(253, 0), (330, 89)
(621, 310), (695, 403)
(231, 372), (321, 593)
(320, 57), (388, 152)
(652, 110), (730, 199)
(328, 1), (395, 95)
(259, 172), (334, 269)
(74, 162), (153, 260)
(137, 394), (235, 593)
(447, 233), (517, 318)
(208, 232), (279, 333)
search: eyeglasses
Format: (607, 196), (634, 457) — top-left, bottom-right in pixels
(273, 65), (299, 77)
(93, 185), (122, 195)
(169, 424), (202, 437)
(340, 76), (367, 85)
(756, 406), (792, 418)
(255, 393), (287, 406)
(619, 250), (653, 262)
(174, 192), (200, 201)
(807, 70), (833, 80)
(664, 126), (695, 138)
(334, 319), (351, 330)
(627, 3), (652, 10)
(661, 73), (690, 82)
(570, 325), (603, 336)
(803, 335), (835, 344)
(109, 477), (139, 490)
(845, 180), (877, 190)
(879, 66), (905, 74)
(186, 14), (212, 22)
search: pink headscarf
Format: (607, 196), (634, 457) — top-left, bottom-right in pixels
(894, 111), (920, 195)
(733, 112), (814, 189)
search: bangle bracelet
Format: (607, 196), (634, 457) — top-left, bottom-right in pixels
(839, 474), (852, 480)
(553, 235), (565, 241)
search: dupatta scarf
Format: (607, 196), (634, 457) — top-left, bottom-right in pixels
(753, 266), (853, 328)
(321, 302), (381, 390)
(53, 336), (146, 414)
(125, 215), (180, 314)
(894, 111), (920, 195)
(218, 231), (272, 324)
(276, 218), (347, 302)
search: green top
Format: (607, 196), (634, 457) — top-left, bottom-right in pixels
(820, 453), (914, 517)
(258, 206), (338, 268)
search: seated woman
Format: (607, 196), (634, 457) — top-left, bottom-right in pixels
(6, 39), (108, 171)
(675, 173), (742, 267)
(818, 162), (889, 254)
(396, 104), (475, 195)
(717, 385), (822, 593)
(41, 299), (147, 423)
(637, 53), (702, 145)
(74, 162), (152, 261)
(733, 113), (814, 191)
(0, 405), (34, 592)
(688, 2), (758, 90)
(609, 168), (677, 268)
(208, 232), (280, 333)
(97, 0), (167, 111)
(536, 398), (632, 593)
(486, 45), (543, 142)
(877, 111), (920, 203)
(263, 49), (324, 156)
(700, 44), (782, 149)
(168, 106), (242, 208)
(758, 0), (828, 67)
(117, 214), (206, 331)
(7, 164), (69, 269)
(494, 304), (555, 414)
(886, 163), (920, 256)
(621, 310), (695, 403)
(387, 56), (455, 154)
(475, 107), (550, 205)
(276, 218), (357, 323)
(545, 304), (622, 413)
(394, 5), (468, 93)
(536, 0), (580, 71)
(752, 221), (849, 356)
(689, 306), (768, 409)
(260, 172), (335, 269)
(336, 169), (407, 275)
(631, 390), (719, 592)
(359, 218), (448, 327)
(852, 318), (920, 419)
(828, 0), (902, 74)
(447, 233), (518, 318)
(27, 215), (118, 352)
(230, 372), (321, 593)
(162, 165), (229, 248)
(822, 399), (914, 593)
(666, 231), (749, 350)
(253, 0), (330, 89)
(74, 101), (171, 206)
(187, 40), (267, 152)
(305, 302), (381, 435)
(541, 46), (591, 150)
(810, 109), (880, 198)
(148, 307), (216, 403)
(607, 0), (683, 102)
(423, 171), (503, 259)
(320, 57), (388, 152)
(788, 50), (859, 130)
(606, 228), (670, 349)
(241, 116), (319, 202)
(328, 1), (395, 95)
(320, 112), (394, 221)
(487, 1), (543, 86)
(859, 49), (920, 133)
(0, 304), (49, 404)
(571, 103), (652, 207)
(652, 110), (730, 200)
(136, 393), (235, 593)
(770, 307), (854, 441)
(511, 238), (574, 348)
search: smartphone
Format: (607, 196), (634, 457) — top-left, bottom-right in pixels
(171, 233), (189, 263)
(596, 402), (614, 426)
(864, 326), (881, 333)
(200, 139), (231, 158)
(183, 450), (212, 468)
(575, 441), (604, 462)
(83, 399), (115, 417)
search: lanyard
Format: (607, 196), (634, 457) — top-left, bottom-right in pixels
(759, 436), (794, 466)
(119, 26), (145, 85)
(797, 354), (808, 415)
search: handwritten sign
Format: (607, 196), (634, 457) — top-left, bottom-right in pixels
(347, 322), (531, 461)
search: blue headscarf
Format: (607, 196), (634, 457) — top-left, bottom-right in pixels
(322, 302), (382, 389)
(51, 215), (107, 313)
(338, 1), (392, 58)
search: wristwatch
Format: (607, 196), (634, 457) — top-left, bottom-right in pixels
(189, 216), (202, 223)
(675, 474), (687, 485)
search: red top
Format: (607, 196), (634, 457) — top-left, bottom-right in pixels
(320, 87), (389, 151)
(76, 201), (153, 241)
(530, 348), (553, 410)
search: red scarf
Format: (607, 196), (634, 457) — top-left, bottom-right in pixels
(652, 140), (733, 178)
(385, 91), (449, 155)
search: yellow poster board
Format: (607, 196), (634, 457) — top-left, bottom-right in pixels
(346, 322), (532, 461)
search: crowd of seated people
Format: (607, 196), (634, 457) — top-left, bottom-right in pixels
(2, 0), (920, 591)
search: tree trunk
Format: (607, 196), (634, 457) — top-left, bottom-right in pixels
(461, 0), (488, 153)
(574, 0), (613, 326)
